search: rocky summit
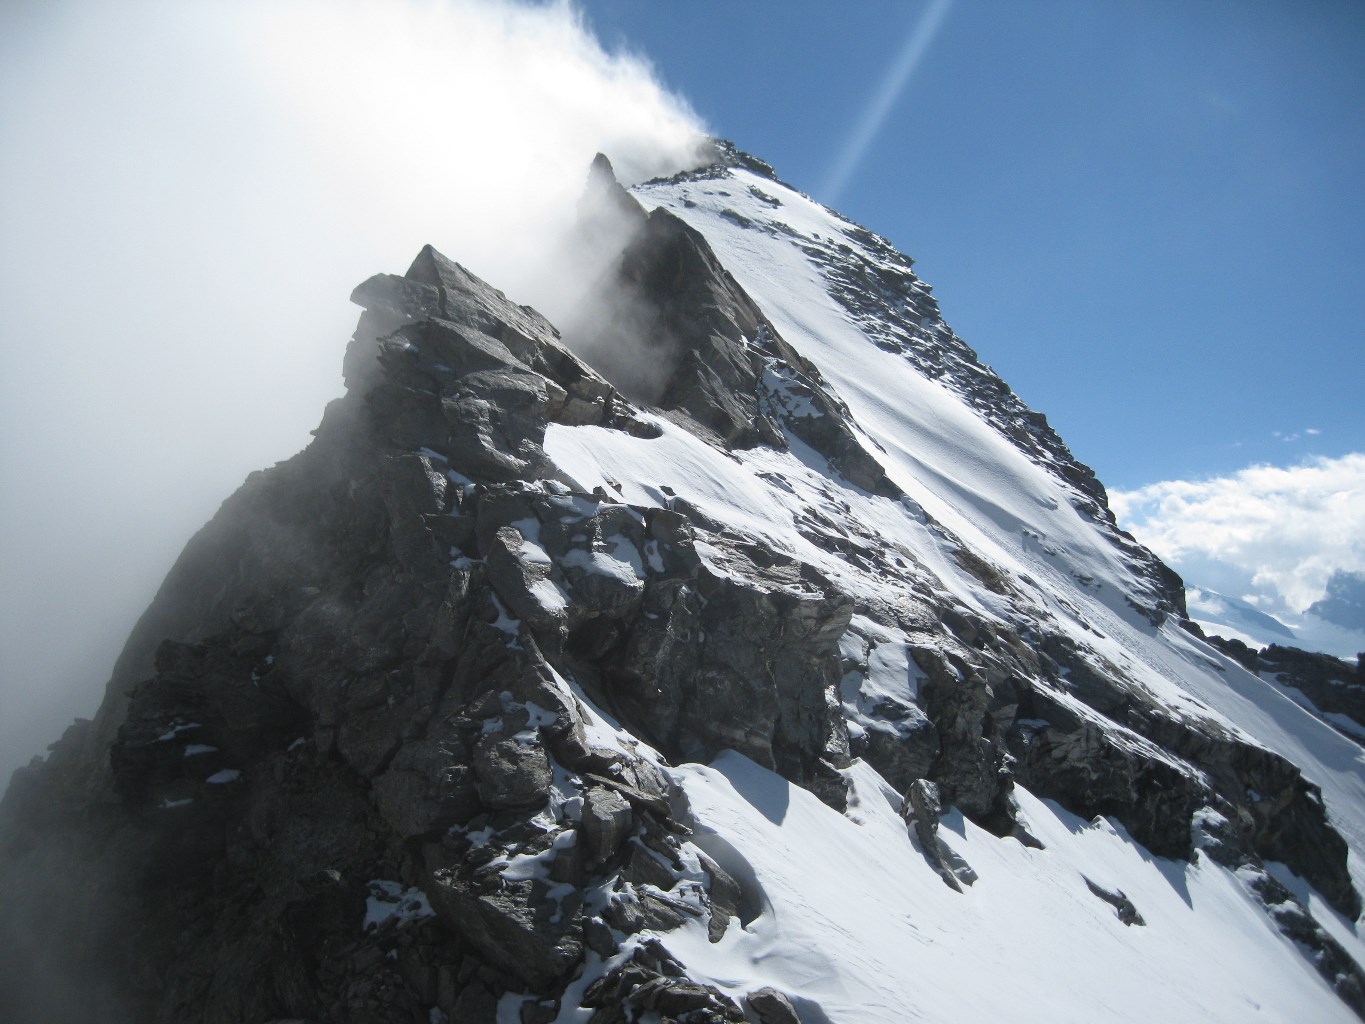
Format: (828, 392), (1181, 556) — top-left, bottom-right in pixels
(4, 146), (1365, 1024)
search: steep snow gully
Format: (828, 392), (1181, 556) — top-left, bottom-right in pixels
(3, 144), (1364, 1023)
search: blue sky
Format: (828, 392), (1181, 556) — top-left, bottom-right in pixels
(581, 0), (1365, 492)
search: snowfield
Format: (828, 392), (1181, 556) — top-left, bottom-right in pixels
(665, 753), (1354, 1024)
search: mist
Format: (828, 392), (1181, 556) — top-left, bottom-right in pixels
(553, 155), (688, 407)
(0, 0), (707, 782)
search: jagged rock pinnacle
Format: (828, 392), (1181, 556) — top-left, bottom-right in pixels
(578, 151), (648, 233)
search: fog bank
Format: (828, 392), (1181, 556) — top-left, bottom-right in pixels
(0, 0), (706, 781)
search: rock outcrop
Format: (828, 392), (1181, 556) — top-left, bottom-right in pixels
(0, 221), (863, 1022)
(1191, 624), (1365, 739)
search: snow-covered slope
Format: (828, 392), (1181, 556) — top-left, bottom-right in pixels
(1186, 586), (1298, 650)
(541, 150), (1365, 1019)
(629, 160), (1186, 682)
(1183, 584), (1365, 666)
(668, 756), (1354, 1023)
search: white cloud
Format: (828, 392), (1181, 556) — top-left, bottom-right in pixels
(0, 0), (706, 778)
(1271, 427), (1323, 443)
(1111, 453), (1365, 617)
(243, 0), (708, 311)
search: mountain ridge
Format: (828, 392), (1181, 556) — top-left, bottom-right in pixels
(2, 145), (1363, 1023)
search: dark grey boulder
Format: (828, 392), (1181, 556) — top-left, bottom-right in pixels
(471, 735), (552, 811)
(426, 871), (583, 991)
(746, 987), (802, 1024)
(580, 786), (634, 867)
(1082, 876), (1145, 926)
(900, 778), (977, 892)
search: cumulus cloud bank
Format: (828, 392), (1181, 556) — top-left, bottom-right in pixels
(0, 0), (706, 779)
(1111, 453), (1365, 619)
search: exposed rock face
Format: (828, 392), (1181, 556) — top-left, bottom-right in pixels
(1194, 627), (1365, 739)
(1255, 643), (1365, 731)
(565, 159), (898, 495)
(2, 148), (1362, 1022)
(0, 215), (869, 1021)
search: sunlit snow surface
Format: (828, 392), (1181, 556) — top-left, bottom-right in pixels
(668, 754), (1353, 1024)
(543, 164), (1365, 1019)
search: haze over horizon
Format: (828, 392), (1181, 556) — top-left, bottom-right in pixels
(2, 0), (1362, 781)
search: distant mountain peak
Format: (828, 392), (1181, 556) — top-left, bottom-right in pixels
(1310, 570), (1365, 632)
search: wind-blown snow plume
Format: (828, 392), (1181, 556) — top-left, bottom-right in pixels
(0, 0), (706, 780)
(247, 0), (708, 308)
